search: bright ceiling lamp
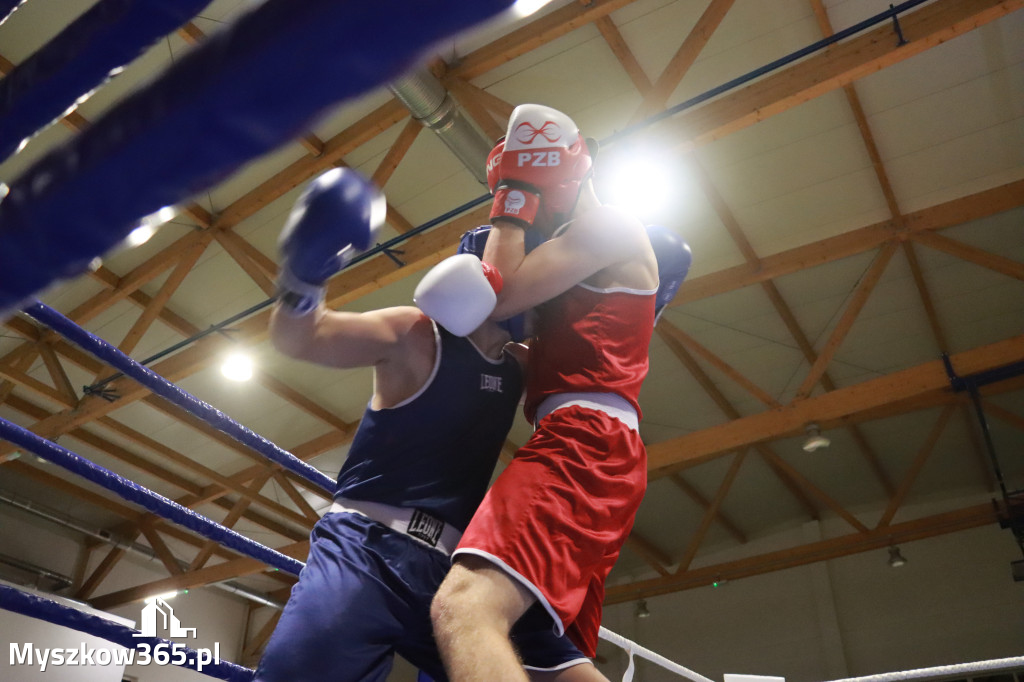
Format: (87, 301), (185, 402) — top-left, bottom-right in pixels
(511, 0), (553, 18)
(125, 205), (177, 247)
(602, 154), (676, 220)
(221, 351), (254, 382)
(125, 223), (157, 247)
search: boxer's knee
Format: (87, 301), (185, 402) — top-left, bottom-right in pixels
(432, 555), (534, 639)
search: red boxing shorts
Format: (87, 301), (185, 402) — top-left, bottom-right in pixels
(453, 405), (647, 657)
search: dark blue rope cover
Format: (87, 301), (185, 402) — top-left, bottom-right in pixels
(0, 416), (304, 576)
(0, 0), (212, 162)
(0, 0), (514, 317)
(23, 301), (336, 494)
(0, 585), (253, 682)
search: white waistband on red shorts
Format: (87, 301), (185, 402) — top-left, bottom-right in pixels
(328, 498), (461, 556)
(534, 392), (639, 432)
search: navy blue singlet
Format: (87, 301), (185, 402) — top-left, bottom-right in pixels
(334, 323), (522, 531)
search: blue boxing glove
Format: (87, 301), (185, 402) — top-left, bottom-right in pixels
(277, 168), (386, 315)
(646, 225), (692, 323)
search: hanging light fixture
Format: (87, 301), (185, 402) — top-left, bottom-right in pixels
(802, 422), (831, 452)
(634, 598), (651, 619)
(887, 545), (907, 568)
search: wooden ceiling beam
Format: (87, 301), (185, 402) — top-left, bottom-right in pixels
(210, 100), (410, 232)
(139, 521), (184, 576)
(96, 237), (211, 379)
(0, 351), (38, 407)
(625, 533), (673, 577)
(189, 469), (274, 572)
(451, 0), (643, 80)
(595, 16), (652, 95)
(270, 470), (321, 525)
(656, 321), (822, 518)
(661, 324), (780, 408)
(371, 118), (423, 189)
(675, 450), (746, 572)
(630, 0), (736, 123)
(982, 400), (1024, 435)
(757, 280), (896, 496)
(1, 460), (276, 570)
(910, 231), (1024, 282)
(673, 178), (1024, 306)
(0, 365), (76, 409)
(876, 405), (955, 528)
(808, 0), (905, 226)
(794, 242), (898, 399)
(213, 231), (277, 297)
(76, 537), (138, 600)
(754, 445), (869, 534)
(604, 502), (998, 603)
(902, 241), (950, 354)
(668, 0), (1023, 149)
(445, 77), (506, 142)
(3, 394), (312, 542)
(669, 474), (747, 543)
(90, 539), (311, 610)
(646, 334), (1024, 474)
(443, 76), (515, 127)
(93, 413), (312, 526)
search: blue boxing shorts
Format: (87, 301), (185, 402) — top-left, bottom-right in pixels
(254, 511), (589, 682)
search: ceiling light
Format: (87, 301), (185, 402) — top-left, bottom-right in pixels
(602, 154), (677, 219)
(125, 224), (156, 247)
(220, 352), (254, 382)
(887, 546), (907, 568)
(511, 0), (553, 18)
(125, 205), (177, 248)
(802, 422), (831, 453)
(634, 599), (651, 619)
(145, 591), (179, 603)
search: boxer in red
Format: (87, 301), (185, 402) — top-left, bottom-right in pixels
(416, 104), (691, 681)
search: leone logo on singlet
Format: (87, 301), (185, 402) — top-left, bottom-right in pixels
(480, 374), (503, 393)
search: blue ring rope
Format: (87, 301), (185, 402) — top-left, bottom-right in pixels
(0, 585), (253, 682)
(0, 0), (515, 317)
(0, 416), (305, 576)
(22, 301), (337, 494)
(0, 0), (212, 162)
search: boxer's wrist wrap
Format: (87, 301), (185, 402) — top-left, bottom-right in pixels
(490, 185), (540, 228)
(276, 267), (325, 317)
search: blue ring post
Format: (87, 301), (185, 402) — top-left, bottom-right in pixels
(0, 585), (253, 682)
(22, 301), (337, 494)
(0, 416), (304, 576)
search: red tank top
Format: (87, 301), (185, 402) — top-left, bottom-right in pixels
(524, 283), (656, 423)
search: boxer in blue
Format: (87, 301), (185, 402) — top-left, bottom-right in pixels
(252, 168), (606, 682)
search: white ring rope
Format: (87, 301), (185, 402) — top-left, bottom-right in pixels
(823, 657), (1024, 682)
(599, 626), (716, 682)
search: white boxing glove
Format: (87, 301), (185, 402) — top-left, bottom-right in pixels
(414, 254), (503, 336)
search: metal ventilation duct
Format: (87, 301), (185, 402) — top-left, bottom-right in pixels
(389, 67), (494, 185)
